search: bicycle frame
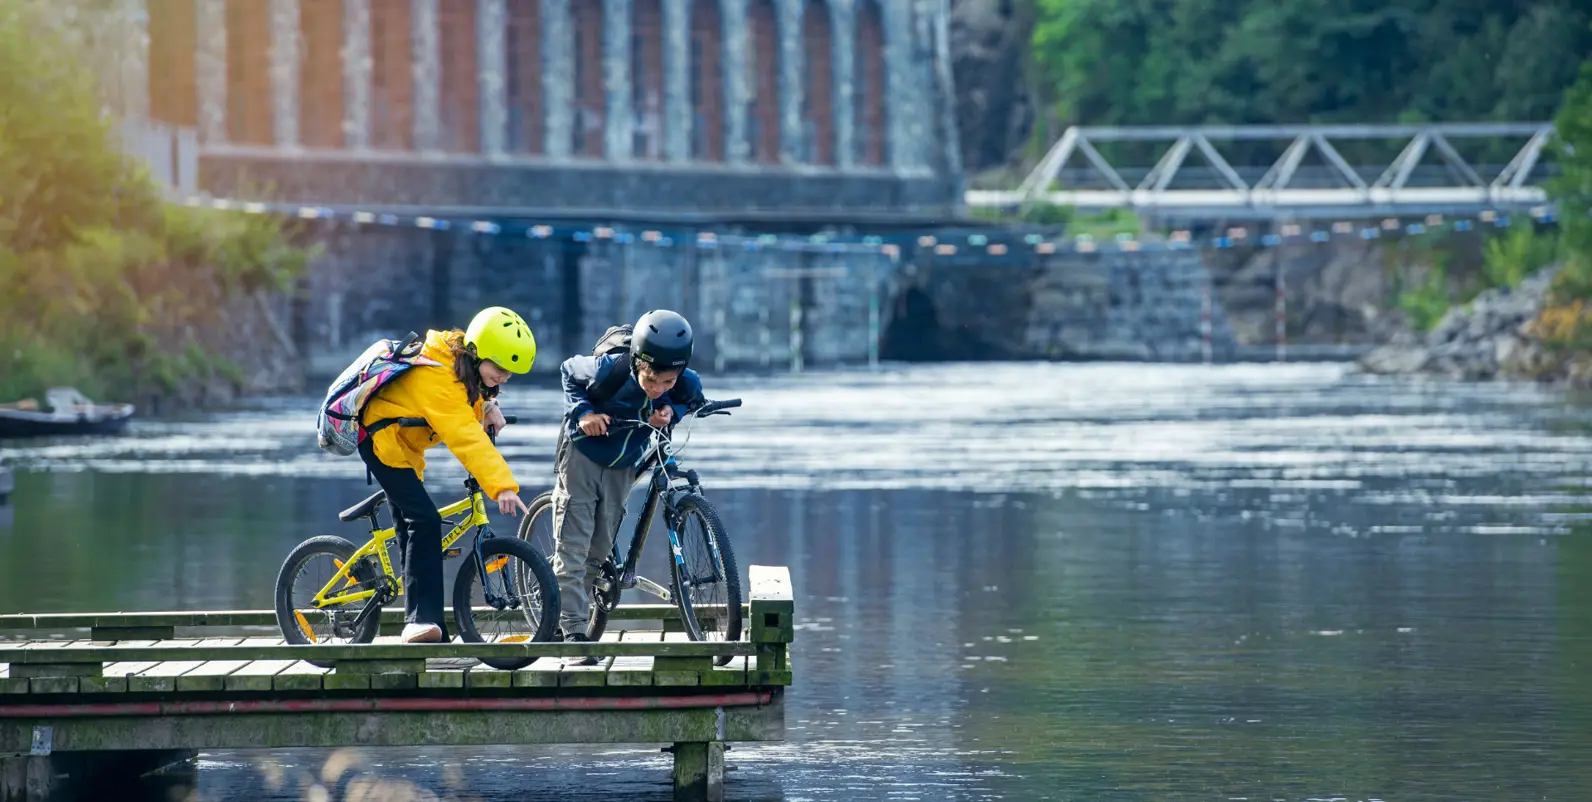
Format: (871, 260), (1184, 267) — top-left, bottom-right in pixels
(308, 487), (493, 609)
(598, 414), (722, 605)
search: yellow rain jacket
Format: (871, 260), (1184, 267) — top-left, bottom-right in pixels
(360, 329), (519, 499)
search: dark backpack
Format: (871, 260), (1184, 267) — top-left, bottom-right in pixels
(588, 324), (634, 404)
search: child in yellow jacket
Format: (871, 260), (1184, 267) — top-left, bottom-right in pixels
(359, 307), (535, 643)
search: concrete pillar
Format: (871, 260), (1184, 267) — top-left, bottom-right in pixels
(602, 0), (633, 160)
(720, 0), (749, 163)
(662, 0), (691, 162)
(829, 0), (855, 169)
(412, 0), (441, 150)
(478, 0), (508, 156)
(881, 0), (913, 169)
(670, 742), (725, 801)
(542, 0), (574, 158)
(343, 0), (373, 149)
(776, 0), (803, 163)
(270, 0), (301, 147)
(195, 0), (227, 144)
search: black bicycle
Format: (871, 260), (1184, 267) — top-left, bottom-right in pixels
(518, 399), (744, 662)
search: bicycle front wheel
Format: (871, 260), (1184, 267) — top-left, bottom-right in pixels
(275, 535), (384, 649)
(669, 495), (743, 664)
(453, 535), (561, 670)
(518, 489), (617, 641)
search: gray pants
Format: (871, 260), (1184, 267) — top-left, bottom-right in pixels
(551, 441), (635, 634)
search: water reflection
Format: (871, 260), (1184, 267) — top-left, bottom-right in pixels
(5, 363), (1592, 799)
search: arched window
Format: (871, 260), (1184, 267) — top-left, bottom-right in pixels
(572, 0), (605, 156)
(801, 0), (833, 165)
(505, 0), (543, 153)
(747, 0), (779, 164)
(854, 0), (886, 166)
(631, 0), (665, 159)
(225, 0), (272, 144)
(438, 0), (479, 152)
(689, 0), (723, 161)
(298, 0), (343, 147)
(370, 0), (415, 150)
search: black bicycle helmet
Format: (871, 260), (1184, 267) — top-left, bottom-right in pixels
(631, 309), (694, 370)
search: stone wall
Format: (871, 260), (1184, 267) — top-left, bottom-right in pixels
(883, 249), (1237, 362)
(300, 225), (893, 378)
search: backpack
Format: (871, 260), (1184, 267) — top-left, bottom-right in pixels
(587, 324), (634, 403)
(316, 332), (441, 456)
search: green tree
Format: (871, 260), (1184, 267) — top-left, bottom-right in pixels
(0, 0), (309, 402)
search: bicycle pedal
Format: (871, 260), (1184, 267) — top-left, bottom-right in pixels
(443, 548), (462, 559)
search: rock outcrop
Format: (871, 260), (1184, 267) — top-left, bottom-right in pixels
(1358, 267), (1560, 381)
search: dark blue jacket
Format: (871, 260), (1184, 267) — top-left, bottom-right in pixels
(561, 353), (706, 469)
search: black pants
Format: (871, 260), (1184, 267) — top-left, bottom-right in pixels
(359, 437), (449, 640)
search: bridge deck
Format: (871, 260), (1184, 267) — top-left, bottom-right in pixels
(0, 567), (795, 802)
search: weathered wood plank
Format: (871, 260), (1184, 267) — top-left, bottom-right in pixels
(78, 675), (129, 693)
(104, 661), (159, 678)
(322, 672), (373, 690)
(27, 676), (78, 694)
(0, 639), (752, 663)
(749, 565), (794, 645)
(272, 661), (328, 691)
(0, 677), (28, 694)
(702, 654), (750, 687)
(607, 656), (654, 686)
(224, 660), (295, 691)
(511, 664), (560, 687)
(418, 671), (465, 689)
(176, 660), (251, 691)
(0, 604), (745, 631)
(559, 657), (612, 687)
(464, 668), (513, 688)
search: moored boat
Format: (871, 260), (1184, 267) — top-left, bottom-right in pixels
(0, 387), (135, 439)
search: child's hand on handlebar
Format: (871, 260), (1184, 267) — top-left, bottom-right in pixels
(648, 406), (673, 428)
(482, 404), (508, 435)
(496, 490), (528, 516)
(579, 412), (610, 436)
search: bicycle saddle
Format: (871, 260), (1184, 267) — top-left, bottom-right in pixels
(339, 490), (388, 522)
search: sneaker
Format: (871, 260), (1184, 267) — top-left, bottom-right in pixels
(402, 623), (443, 644)
(563, 632), (598, 666)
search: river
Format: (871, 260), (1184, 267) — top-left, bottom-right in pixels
(4, 362), (1592, 801)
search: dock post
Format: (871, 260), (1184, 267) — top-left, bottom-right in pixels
(2, 749), (194, 802)
(669, 741), (725, 801)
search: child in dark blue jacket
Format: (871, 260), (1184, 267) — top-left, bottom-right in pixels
(553, 310), (705, 664)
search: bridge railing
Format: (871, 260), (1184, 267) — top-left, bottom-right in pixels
(968, 123), (1556, 220)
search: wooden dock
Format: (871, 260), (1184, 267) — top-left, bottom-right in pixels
(0, 565), (794, 802)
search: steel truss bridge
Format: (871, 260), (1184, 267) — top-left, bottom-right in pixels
(965, 123), (1556, 221)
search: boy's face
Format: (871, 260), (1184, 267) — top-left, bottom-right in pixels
(636, 364), (681, 399)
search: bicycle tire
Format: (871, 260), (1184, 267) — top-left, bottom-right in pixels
(452, 535), (561, 669)
(518, 489), (617, 641)
(669, 495), (743, 665)
(274, 535), (383, 655)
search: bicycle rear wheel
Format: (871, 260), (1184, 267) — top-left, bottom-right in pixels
(453, 535), (561, 670)
(275, 535), (384, 651)
(668, 495), (743, 665)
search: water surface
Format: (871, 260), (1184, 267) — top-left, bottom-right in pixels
(5, 363), (1592, 800)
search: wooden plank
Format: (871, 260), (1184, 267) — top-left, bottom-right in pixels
(322, 672), (373, 690)
(610, 630), (659, 686)
(272, 661), (328, 691)
(370, 672), (417, 691)
(224, 660), (295, 692)
(559, 657), (612, 687)
(79, 675), (129, 693)
(0, 639), (752, 663)
(0, 605), (749, 631)
(27, 676), (78, 694)
(176, 660), (251, 691)
(418, 671), (465, 689)
(129, 660), (205, 693)
(0, 677), (28, 694)
(464, 667), (513, 688)
(749, 565), (794, 645)
(702, 654), (750, 687)
(511, 664), (560, 687)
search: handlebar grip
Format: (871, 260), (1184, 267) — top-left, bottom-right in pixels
(503, 414), (518, 425)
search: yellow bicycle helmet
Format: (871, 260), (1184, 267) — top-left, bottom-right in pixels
(465, 306), (536, 374)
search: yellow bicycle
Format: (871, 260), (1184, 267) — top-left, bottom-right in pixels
(273, 416), (560, 669)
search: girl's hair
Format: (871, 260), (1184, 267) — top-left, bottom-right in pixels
(443, 329), (499, 406)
